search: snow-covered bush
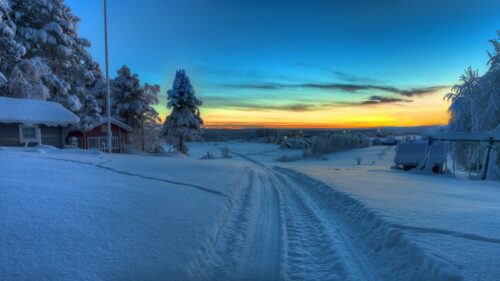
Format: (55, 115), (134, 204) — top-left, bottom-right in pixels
(309, 133), (370, 157)
(162, 70), (203, 154)
(221, 147), (232, 158)
(356, 156), (362, 165)
(201, 151), (215, 160)
(445, 32), (500, 170)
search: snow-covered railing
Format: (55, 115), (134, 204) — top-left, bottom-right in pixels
(422, 132), (500, 143)
(422, 132), (499, 180)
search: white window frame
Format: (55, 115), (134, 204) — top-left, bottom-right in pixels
(19, 125), (41, 145)
(87, 137), (120, 150)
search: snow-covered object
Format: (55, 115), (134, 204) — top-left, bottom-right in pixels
(394, 142), (428, 166)
(0, 96), (79, 126)
(163, 70), (203, 154)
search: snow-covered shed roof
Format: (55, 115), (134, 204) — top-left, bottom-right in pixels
(0, 96), (80, 127)
(90, 117), (133, 132)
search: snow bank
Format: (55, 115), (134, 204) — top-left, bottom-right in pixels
(0, 96), (79, 126)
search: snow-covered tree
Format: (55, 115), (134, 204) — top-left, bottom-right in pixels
(0, 0), (25, 92)
(110, 66), (161, 152)
(163, 70), (203, 154)
(111, 66), (160, 128)
(9, 0), (102, 127)
(445, 32), (500, 169)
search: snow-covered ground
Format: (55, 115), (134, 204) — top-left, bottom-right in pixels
(0, 143), (499, 280)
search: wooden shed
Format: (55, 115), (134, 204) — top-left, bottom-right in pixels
(0, 96), (80, 148)
(66, 118), (133, 153)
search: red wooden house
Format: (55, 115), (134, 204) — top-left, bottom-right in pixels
(66, 118), (133, 153)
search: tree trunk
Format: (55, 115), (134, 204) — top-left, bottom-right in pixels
(179, 135), (184, 153)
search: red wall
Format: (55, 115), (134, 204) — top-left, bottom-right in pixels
(67, 124), (129, 152)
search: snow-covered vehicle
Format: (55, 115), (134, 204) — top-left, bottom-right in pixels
(393, 142), (428, 170)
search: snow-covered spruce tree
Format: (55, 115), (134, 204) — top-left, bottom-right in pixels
(163, 70), (203, 154)
(445, 32), (500, 169)
(9, 0), (102, 127)
(0, 0), (26, 93)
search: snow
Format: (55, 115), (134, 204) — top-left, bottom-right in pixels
(1, 143), (499, 280)
(0, 148), (246, 280)
(0, 96), (80, 126)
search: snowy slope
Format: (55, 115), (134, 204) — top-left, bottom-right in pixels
(0, 149), (245, 281)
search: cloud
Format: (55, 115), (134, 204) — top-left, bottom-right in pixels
(202, 95), (332, 112)
(359, 95), (412, 105)
(202, 93), (412, 112)
(220, 82), (448, 97)
(194, 65), (296, 82)
(295, 63), (384, 83)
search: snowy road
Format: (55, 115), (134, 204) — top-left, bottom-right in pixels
(189, 148), (430, 281)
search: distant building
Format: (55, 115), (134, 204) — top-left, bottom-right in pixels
(66, 118), (133, 153)
(0, 97), (80, 148)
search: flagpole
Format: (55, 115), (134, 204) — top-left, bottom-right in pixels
(104, 0), (112, 153)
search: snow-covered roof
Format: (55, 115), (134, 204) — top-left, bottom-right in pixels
(90, 117), (133, 132)
(0, 96), (80, 127)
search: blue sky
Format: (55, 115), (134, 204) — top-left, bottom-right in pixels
(66, 0), (499, 128)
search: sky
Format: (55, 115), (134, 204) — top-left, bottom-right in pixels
(67, 0), (499, 128)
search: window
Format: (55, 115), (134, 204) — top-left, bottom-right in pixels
(19, 125), (41, 144)
(112, 137), (119, 149)
(23, 127), (37, 139)
(88, 138), (99, 149)
(87, 137), (120, 150)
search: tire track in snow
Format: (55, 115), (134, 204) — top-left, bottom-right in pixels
(190, 169), (282, 281)
(192, 147), (382, 280)
(270, 171), (379, 281)
(278, 167), (465, 281)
